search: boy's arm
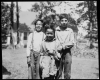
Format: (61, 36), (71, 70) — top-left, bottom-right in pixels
(26, 33), (33, 65)
(26, 33), (32, 57)
(64, 30), (75, 49)
(55, 31), (63, 51)
(40, 41), (45, 56)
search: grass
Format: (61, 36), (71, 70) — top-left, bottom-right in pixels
(2, 39), (99, 79)
(71, 39), (98, 59)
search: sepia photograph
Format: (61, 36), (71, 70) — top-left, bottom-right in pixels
(2, 1), (99, 79)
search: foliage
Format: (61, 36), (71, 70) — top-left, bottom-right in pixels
(76, 1), (97, 27)
(42, 13), (78, 33)
(76, 2), (97, 35)
(1, 2), (11, 33)
(18, 23), (30, 32)
(76, 1), (97, 48)
(30, 2), (62, 19)
(10, 22), (30, 32)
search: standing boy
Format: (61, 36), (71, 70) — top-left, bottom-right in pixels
(27, 19), (45, 79)
(55, 14), (75, 79)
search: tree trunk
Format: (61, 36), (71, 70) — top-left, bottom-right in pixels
(6, 25), (11, 46)
(89, 22), (94, 49)
(20, 32), (24, 47)
(87, 1), (94, 49)
(74, 32), (78, 49)
(6, 35), (10, 46)
(10, 2), (14, 47)
(16, 2), (19, 45)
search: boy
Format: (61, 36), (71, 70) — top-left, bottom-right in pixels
(40, 27), (61, 79)
(55, 14), (75, 79)
(27, 19), (45, 79)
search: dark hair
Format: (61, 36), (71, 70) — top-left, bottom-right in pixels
(45, 26), (55, 35)
(59, 13), (69, 20)
(44, 23), (55, 33)
(43, 16), (53, 27)
(34, 19), (43, 26)
(59, 13), (77, 25)
(45, 27), (55, 39)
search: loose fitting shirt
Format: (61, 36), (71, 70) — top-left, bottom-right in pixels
(41, 38), (57, 55)
(55, 27), (75, 48)
(27, 31), (45, 57)
(40, 39), (58, 77)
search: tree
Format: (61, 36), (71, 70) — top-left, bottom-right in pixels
(1, 2), (11, 34)
(10, 2), (15, 46)
(1, 2), (11, 44)
(76, 1), (97, 49)
(30, 2), (62, 19)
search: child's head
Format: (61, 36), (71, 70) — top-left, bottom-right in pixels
(59, 14), (69, 29)
(45, 27), (55, 41)
(34, 19), (43, 32)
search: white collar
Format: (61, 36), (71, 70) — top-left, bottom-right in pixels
(56, 26), (71, 31)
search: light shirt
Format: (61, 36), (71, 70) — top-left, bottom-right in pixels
(41, 39), (57, 53)
(41, 38), (61, 58)
(55, 26), (75, 47)
(27, 31), (45, 57)
(40, 39), (59, 77)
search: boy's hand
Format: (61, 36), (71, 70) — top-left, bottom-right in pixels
(54, 55), (60, 60)
(57, 52), (61, 59)
(62, 44), (66, 50)
(53, 52), (61, 60)
(40, 53), (44, 56)
(48, 50), (54, 54)
(63, 44), (73, 49)
(57, 45), (63, 51)
(65, 45), (73, 49)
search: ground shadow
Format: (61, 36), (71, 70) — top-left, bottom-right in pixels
(2, 65), (11, 75)
(93, 67), (99, 78)
(93, 73), (99, 78)
(95, 67), (99, 70)
(24, 44), (27, 48)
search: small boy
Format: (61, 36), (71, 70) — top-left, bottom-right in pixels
(40, 27), (61, 79)
(27, 19), (45, 79)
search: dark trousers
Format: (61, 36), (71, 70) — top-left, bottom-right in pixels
(56, 48), (72, 79)
(28, 51), (41, 79)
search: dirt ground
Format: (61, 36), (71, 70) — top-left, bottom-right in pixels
(2, 40), (99, 79)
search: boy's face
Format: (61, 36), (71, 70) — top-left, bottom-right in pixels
(35, 21), (42, 32)
(46, 29), (54, 41)
(60, 18), (68, 28)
